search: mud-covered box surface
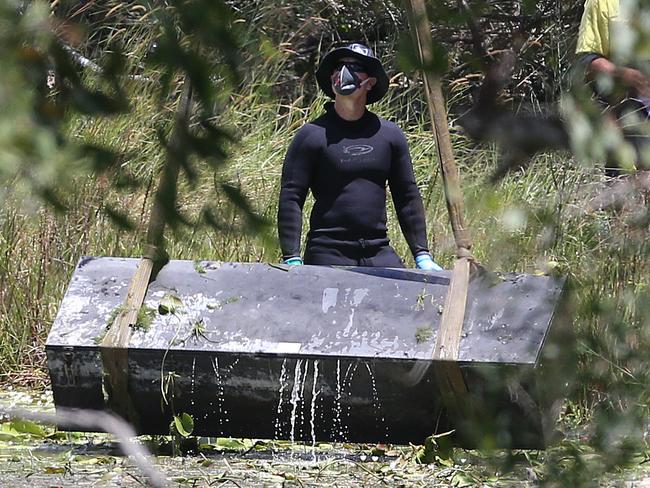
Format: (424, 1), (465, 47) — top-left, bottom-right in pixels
(47, 257), (565, 363)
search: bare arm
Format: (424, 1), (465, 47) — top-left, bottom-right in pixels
(588, 57), (650, 98)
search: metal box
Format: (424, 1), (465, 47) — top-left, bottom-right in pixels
(46, 257), (573, 448)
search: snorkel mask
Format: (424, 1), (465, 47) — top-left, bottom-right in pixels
(316, 43), (389, 104)
(333, 62), (369, 96)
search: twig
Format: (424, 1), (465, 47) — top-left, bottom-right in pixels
(580, 342), (640, 381)
(350, 460), (389, 485)
(455, 0), (488, 62)
(126, 470), (149, 487)
(51, 257), (75, 267)
(222, 456), (235, 476)
(241, 440), (263, 456)
(60, 43), (153, 82)
(216, 479), (243, 487)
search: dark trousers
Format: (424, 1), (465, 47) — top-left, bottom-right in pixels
(600, 98), (650, 176)
(304, 242), (404, 267)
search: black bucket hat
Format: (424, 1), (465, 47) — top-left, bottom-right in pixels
(316, 43), (389, 104)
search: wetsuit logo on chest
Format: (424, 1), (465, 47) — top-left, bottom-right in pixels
(342, 144), (374, 156)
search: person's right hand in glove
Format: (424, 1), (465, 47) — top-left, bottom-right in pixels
(415, 252), (442, 271)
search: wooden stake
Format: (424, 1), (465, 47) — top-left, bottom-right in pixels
(100, 78), (193, 426)
(404, 0), (472, 257)
(404, 0), (473, 415)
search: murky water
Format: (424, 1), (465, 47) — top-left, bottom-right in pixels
(0, 389), (646, 487)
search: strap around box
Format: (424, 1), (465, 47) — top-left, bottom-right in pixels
(433, 257), (471, 409)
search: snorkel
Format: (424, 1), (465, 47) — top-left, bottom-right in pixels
(333, 63), (371, 96)
(315, 43), (389, 104)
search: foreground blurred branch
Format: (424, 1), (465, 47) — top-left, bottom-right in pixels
(586, 171), (650, 213)
(456, 15), (570, 182)
(0, 406), (167, 488)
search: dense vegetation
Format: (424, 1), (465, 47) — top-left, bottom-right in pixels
(0, 0), (648, 484)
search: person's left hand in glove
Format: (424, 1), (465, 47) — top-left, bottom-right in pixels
(415, 252), (443, 271)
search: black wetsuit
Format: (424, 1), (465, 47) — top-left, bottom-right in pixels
(278, 103), (430, 266)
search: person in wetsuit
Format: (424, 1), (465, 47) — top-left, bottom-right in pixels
(277, 43), (441, 269)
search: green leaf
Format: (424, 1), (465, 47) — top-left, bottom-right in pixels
(397, 34), (448, 76)
(521, 0), (537, 15)
(75, 455), (116, 466)
(103, 205), (135, 231)
(215, 437), (247, 450)
(451, 470), (476, 487)
(38, 187), (68, 213)
(436, 455), (454, 467)
(416, 430), (455, 464)
(79, 144), (120, 173)
(10, 419), (47, 438)
(183, 120), (233, 169)
(0, 423), (21, 441)
(158, 293), (183, 315)
(102, 46), (127, 81)
(173, 413), (194, 437)
(396, 33), (421, 73)
(220, 183), (270, 233)
(67, 86), (130, 117)
(415, 326), (434, 343)
(49, 41), (81, 85)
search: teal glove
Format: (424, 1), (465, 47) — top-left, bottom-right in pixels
(283, 257), (303, 265)
(415, 253), (442, 271)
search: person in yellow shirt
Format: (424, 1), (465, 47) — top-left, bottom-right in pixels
(576, 0), (650, 105)
(576, 0), (650, 173)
